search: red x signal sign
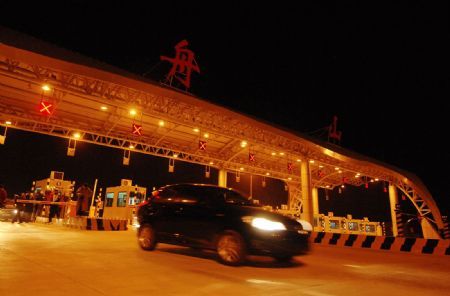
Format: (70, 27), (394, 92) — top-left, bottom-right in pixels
(318, 170), (326, 178)
(287, 162), (293, 172)
(199, 140), (207, 150)
(39, 101), (53, 115)
(132, 124), (142, 136)
(249, 153), (255, 162)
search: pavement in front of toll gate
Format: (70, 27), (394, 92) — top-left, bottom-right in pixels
(0, 222), (449, 296)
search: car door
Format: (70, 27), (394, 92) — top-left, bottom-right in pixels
(178, 187), (227, 248)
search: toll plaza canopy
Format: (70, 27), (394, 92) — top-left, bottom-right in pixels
(0, 27), (444, 233)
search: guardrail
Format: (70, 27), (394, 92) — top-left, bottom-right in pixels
(311, 232), (450, 255)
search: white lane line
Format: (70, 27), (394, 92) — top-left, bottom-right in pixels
(343, 264), (363, 268)
(303, 290), (336, 296)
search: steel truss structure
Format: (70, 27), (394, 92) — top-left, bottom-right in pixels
(0, 37), (445, 234)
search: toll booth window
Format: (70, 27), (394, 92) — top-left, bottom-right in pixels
(348, 222), (359, 231)
(329, 220), (339, 229)
(117, 192), (127, 207)
(106, 193), (114, 207)
(365, 225), (376, 232)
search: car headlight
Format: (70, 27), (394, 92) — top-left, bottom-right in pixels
(242, 216), (286, 231)
(296, 219), (313, 232)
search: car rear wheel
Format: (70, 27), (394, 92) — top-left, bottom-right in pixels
(216, 231), (246, 266)
(138, 224), (157, 251)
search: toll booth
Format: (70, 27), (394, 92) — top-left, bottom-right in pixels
(314, 213), (382, 236)
(103, 179), (146, 223)
(33, 171), (75, 198)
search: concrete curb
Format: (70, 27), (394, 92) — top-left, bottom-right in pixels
(310, 232), (450, 255)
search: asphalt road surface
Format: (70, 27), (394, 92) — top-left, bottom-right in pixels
(0, 222), (448, 296)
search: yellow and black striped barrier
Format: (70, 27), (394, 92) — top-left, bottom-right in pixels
(311, 232), (449, 255)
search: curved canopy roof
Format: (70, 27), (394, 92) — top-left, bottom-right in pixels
(0, 26), (444, 231)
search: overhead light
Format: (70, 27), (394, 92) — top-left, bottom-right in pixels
(240, 167), (244, 171)
(209, 161), (214, 165)
(158, 120), (165, 127)
(100, 106), (108, 111)
(42, 84), (51, 91)
(5, 121), (12, 125)
(193, 128), (200, 133)
(341, 184), (345, 188)
(240, 140), (247, 148)
(375, 178), (379, 181)
(265, 172), (270, 176)
(326, 185), (330, 188)
(288, 177), (292, 181)
(173, 153), (178, 158)
(296, 159), (301, 162)
(129, 109), (137, 116)
(72, 132), (81, 139)
(335, 167), (339, 170)
(279, 152), (285, 156)
(309, 160), (315, 164)
(355, 175), (360, 178)
(271, 152), (276, 156)
(203, 133), (209, 139)
(129, 144), (135, 149)
(319, 165), (324, 168)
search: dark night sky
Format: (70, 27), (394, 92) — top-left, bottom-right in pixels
(0, 1), (448, 218)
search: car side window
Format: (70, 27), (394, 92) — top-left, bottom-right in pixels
(158, 186), (198, 204)
(224, 190), (252, 205)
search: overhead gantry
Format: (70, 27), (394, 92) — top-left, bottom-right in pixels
(0, 29), (445, 238)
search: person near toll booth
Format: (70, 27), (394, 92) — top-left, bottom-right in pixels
(48, 190), (61, 223)
(96, 197), (104, 218)
(0, 184), (7, 208)
(11, 194), (24, 223)
(32, 190), (44, 221)
(76, 183), (93, 216)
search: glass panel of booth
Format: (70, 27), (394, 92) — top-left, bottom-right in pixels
(117, 192), (127, 207)
(106, 192), (114, 207)
(348, 222), (359, 231)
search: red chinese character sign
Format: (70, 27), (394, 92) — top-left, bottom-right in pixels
(160, 40), (200, 90)
(328, 115), (342, 144)
(132, 124), (142, 136)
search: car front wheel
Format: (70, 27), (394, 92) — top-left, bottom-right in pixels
(138, 224), (157, 251)
(216, 231), (246, 266)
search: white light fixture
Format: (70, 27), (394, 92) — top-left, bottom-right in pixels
(129, 109), (137, 116)
(240, 140), (248, 148)
(158, 120), (165, 127)
(203, 133), (209, 138)
(279, 152), (285, 156)
(100, 106), (108, 111)
(42, 84), (51, 91)
(5, 121), (12, 125)
(309, 160), (315, 163)
(72, 132), (81, 139)
(193, 128), (200, 133)
(296, 159), (301, 162)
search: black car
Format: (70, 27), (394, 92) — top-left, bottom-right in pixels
(136, 183), (310, 265)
